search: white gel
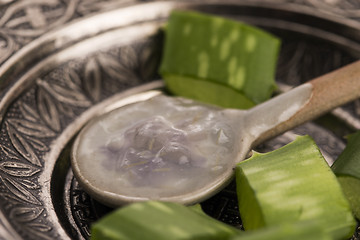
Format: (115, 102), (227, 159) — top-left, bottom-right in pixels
(75, 95), (239, 199)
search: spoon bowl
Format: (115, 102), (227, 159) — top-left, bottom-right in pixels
(71, 60), (360, 207)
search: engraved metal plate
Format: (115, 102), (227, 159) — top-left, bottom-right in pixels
(0, 1), (360, 239)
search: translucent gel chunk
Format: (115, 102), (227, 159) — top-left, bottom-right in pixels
(76, 95), (239, 199)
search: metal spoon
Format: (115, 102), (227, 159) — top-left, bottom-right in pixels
(71, 60), (360, 207)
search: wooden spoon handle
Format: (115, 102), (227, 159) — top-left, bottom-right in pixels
(253, 60), (360, 146)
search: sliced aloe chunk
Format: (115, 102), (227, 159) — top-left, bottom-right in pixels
(91, 201), (241, 240)
(332, 132), (360, 177)
(159, 10), (280, 108)
(236, 135), (356, 240)
(332, 131), (360, 220)
(336, 176), (360, 221)
(162, 74), (255, 109)
(230, 220), (331, 240)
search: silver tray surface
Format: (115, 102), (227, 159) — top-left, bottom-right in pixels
(1, 1), (360, 239)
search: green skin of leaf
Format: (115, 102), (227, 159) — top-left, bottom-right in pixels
(236, 135), (356, 240)
(91, 201), (241, 240)
(337, 176), (360, 220)
(331, 131), (360, 220)
(332, 132), (360, 178)
(91, 201), (333, 240)
(163, 73), (255, 109)
(159, 10), (280, 107)
(230, 220), (332, 240)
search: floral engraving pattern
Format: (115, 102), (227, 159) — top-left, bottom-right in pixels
(0, 145), (41, 204)
(0, 0), (144, 66)
(77, 0), (136, 15)
(70, 176), (99, 238)
(0, 38), (158, 239)
(0, 131), (48, 239)
(301, 0), (360, 18)
(0, 0), (78, 64)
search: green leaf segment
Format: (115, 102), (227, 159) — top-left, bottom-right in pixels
(159, 10), (280, 109)
(332, 131), (360, 220)
(236, 135), (356, 240)
(230, 221), (332, 240)
(91, 201), (240, 240)
(91, 201), (335, 240)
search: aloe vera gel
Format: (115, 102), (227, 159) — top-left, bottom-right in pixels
(74, 95), (241, 203)
(236, 135), (356, 239)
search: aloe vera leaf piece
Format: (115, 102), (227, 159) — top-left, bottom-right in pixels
(230, 220), (332, 240)
(91, 201), (241, 240)
(159, 10), (280, 106)
(236, 135), (356, 240)
(336, 176), (360, 220)
(331, 131), (360, 220)
(163, 73), (255, 109)
(332, 131), (360, 178)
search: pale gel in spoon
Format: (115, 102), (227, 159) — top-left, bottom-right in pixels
(74, 95), (242, 202)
